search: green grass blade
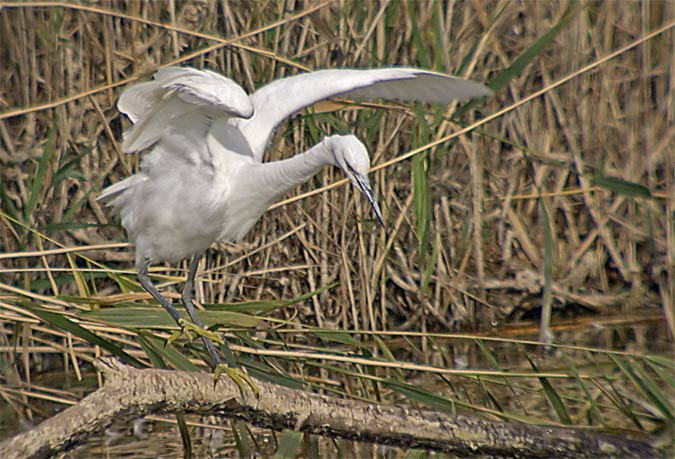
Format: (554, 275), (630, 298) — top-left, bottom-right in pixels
(136, 331), (200, 372)
(527, 356), (571, 424)
(230, 419), (253, 459)
(406, 0), (431, 68)
(644, 357), (675, 389)
(176, 414), (193, 459)
(56, 191), (93, 228)
(474, 339), (520, 413)
(230, 332), (308, 389)
(84, 306), (259, 329)
(0, 182), (21, 224)
(238, 356), (306, 390)
(487, 5), (576, 92)
(631, 361), (675, 422)
(432, 1), (445, 72)
(590, 377), (645, 430)
(52, 143), (91, 184)
(313, 329), (360, 347)
(456, 1), (509, 77)
(420, 234), (440, 295)
(412, 108), (432, 267)
(274, 430), (303, 459)
(373, 335), (405, 381)
(136, 332), (169, 369)
(206, 282), (336, 314)
(561, 352), (604, 425)
(384, 379), (456, 414)
(539, 197), (554, 342)
(22, 301), (145, 367)
(589, 175), (653, 199)
(405, 449), (431, 459)
(644, 355), (675, 370)
(612, 355), (675, 423)
(24, 123), (56, 222)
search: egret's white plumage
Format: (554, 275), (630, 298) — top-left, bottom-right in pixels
(102, 66), (491, 266)
(99, 66), (492, 368)
(236, 68), (492, 159)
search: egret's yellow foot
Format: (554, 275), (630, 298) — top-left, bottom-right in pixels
(214, 364), (259, 397)
(166, 318), (224, 346)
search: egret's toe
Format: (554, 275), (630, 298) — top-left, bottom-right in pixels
(214, 365), (259, 397)
(166, 318), (224, 346)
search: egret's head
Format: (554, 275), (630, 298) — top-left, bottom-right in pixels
(325, 135), (385, 226)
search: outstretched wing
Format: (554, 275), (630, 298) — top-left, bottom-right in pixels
(236, 68), (492, 161)
(118, 67), (254, 153)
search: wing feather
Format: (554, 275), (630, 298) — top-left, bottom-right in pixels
(237, 68), (492, 160)
(117, 67), (254, 153)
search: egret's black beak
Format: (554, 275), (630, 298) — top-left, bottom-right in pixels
(352, 172), (385, 227)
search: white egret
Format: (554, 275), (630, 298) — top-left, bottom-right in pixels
(99, 66), (492, 376)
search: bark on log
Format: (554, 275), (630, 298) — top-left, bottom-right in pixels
(0, 357), (658, 459)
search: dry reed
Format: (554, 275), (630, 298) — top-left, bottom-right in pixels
(1, 0), (673, 455)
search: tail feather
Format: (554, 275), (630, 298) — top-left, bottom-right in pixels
(98, 174), (146, 203)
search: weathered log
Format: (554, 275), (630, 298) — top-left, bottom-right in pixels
(0, 357), (658, 459)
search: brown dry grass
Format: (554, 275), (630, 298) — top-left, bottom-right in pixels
(2, 0), (671, 328)
(0, 0), (673, 454)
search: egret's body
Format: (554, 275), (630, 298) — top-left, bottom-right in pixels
(100, 66), (491, 368)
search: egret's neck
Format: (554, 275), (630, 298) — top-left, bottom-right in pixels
(244, 140), (335, 205)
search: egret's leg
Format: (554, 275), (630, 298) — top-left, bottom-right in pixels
(138, 261), (222, 361)
(181, 255), (258, 395)
(180, 254), (203, 324)
(180, 254), (222, 368)
(138, 261), (183, 324)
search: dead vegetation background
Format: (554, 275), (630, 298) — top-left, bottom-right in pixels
(0, 1), (673, 457)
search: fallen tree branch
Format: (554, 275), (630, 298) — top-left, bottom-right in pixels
(1, 357), (657, 459)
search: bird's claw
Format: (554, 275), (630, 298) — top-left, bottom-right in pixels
(214, 365), (259, 397)
(166, 318), (224, 346)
